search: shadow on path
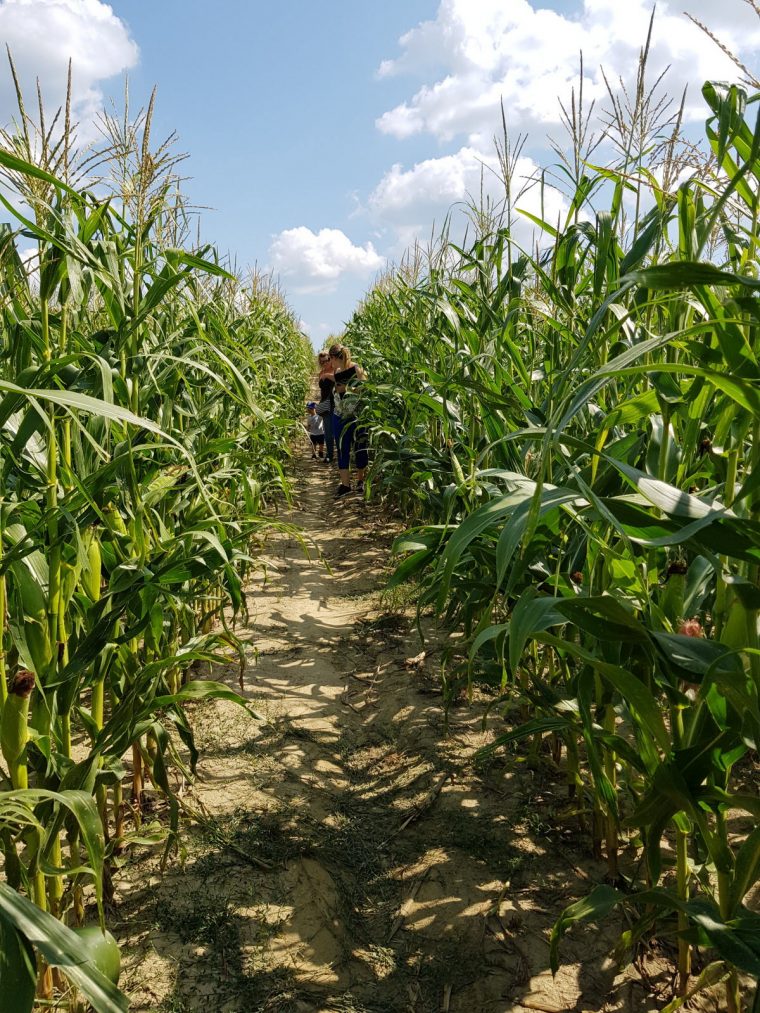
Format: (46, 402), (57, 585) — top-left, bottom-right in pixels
(114, 453), (691, 1013)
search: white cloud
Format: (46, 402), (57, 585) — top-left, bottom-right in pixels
(369, 146), (506, 219)
(367, 145), (569, 256)
(299, 318), (331, 339)
(0, 0), (138, 140)
(16, 243), (39, 290)
(269, 227), (385, 293)
(376, 0), (760, 145)
(673, 0), (760, 33)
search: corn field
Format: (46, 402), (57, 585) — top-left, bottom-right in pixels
(346, 77), (760, 1012)
(0, 74), (310, 1010)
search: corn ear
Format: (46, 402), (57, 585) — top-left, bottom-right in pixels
(9, 563), (53, 678)
(83, 529), (102, 603)
(1, 670), (34, 788)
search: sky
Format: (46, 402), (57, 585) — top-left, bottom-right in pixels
(2, 0), (760, 345)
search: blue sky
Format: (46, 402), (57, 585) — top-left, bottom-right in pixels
(2, 0), (759, 344)
(104, 2), (439, 261)
(105, 0), (444, 343)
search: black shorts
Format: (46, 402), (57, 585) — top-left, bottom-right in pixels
(309, 434), (325, 445)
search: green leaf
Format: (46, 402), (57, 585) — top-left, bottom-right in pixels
(3, 789), (105, 920)
(549, 885), (622, 974)
(651, 632), (743, 684)
(477, 715), (571, 760)
(508, 592), (565, 675)
(166, 249), (235, 280)
(729, 827), (760, 912)
(626, 261), (760, 291)
(0, 885), (127, 1013)
(0, 149), (77, 196)
(539, 631), (670, 754)
(613, 462), (728, 519)
(388, 547), (436, 588)
(0, 381), (168, 438)
(0, 909), (36, 1013)
(688, 900), (760, 978)
(435, 492), (521, 608)
(497, 486), (583, 590)
(153, 679), (262, 719)
(660, 962), (731, 1013)
(577, 668), (618, 816)
(469, 622), (509, 662)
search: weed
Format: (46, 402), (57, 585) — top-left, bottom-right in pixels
(440, 809), (528, 879)
(198, 804), (309, 866)
(324, 993), (379, 1013)
(154, 893), (237, 950)
(157, 990), (190, 1013)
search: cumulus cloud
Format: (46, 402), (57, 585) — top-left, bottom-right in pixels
(376, 0), (760, 145)
(269, 227), (385, 293)
(288, 2), (760, 331)
(0, 0), (138, 140)
(370, 147), (486, 218)
(300, 319), (333, 346)
(367, 145), (569, 256)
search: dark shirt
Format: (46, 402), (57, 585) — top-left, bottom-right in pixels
(318, 375), (335, 409)
(334, 366), (357, 385)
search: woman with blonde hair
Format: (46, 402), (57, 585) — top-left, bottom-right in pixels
(329, 343), (368, 497)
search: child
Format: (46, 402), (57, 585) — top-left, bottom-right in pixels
(304, 402), (325, 459)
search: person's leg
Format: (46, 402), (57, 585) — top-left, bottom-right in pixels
(309, 435), (318, 458)
(316, 436), (324, 458)
(323, 413), (334, 461)
(333, 414), (346, 481)
(335, 416), (353, 489)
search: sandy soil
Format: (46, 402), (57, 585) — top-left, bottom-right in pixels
(112, 456), (723, 1013)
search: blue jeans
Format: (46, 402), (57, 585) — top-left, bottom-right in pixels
(333, 414), (368, 471)
(319, 412), (334, 460)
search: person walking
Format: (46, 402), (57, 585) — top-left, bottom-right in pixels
(316, 350), (335, 464)
(329, 343), (368, 498)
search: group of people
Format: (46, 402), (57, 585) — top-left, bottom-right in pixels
(304, 343), (368, 499)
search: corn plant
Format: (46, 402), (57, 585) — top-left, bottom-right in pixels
(347, 75), (760, 1012)
(0, 70), (310, 1009)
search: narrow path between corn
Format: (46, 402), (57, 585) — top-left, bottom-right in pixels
(115, 456), (700, 1013)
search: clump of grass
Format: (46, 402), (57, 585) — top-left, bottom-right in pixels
(154, 892), (237, 948)
(324, 993), (379, 1013)
(440, 809), (528, 880)
(356, 612), (410, 636)
(157, 991), (191, 1013)
(195, 804), (313, 869)
(413, 935), (485, 997)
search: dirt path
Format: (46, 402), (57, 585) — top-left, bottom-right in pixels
(114, 458), (710, 1013)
